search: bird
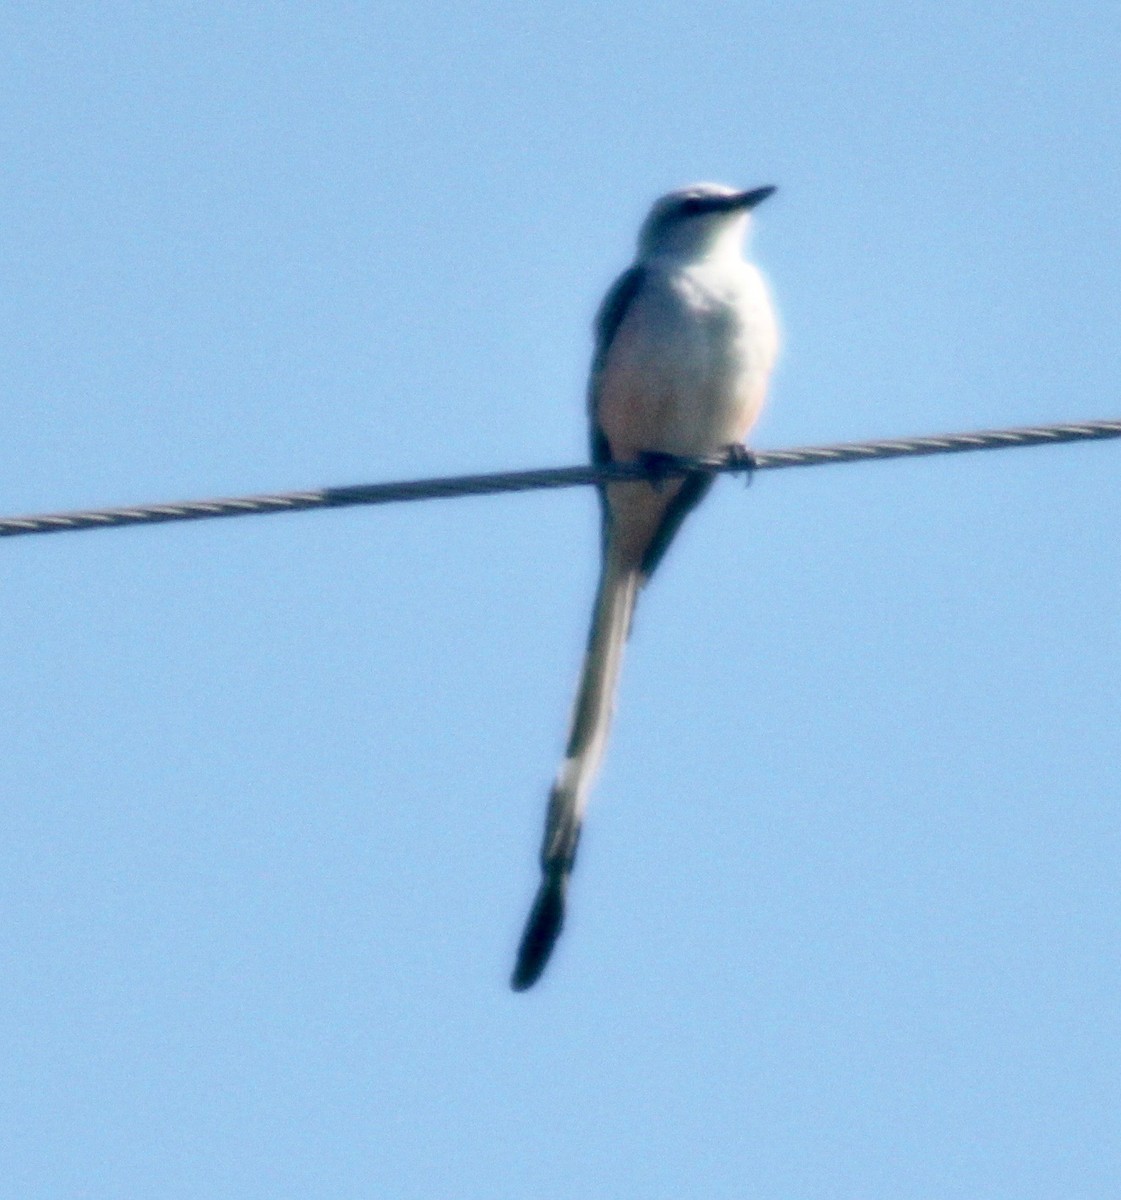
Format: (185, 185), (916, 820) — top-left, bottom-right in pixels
(511, 182), (780, 991)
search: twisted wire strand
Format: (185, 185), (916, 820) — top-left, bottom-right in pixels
(2, 417), (1119, 540)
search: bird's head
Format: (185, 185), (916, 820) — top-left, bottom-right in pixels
(637, 182), (776, 263)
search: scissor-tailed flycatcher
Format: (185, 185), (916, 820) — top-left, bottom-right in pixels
(511, 182), (780, 990)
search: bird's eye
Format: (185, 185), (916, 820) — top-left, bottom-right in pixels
(679, 198), (705, 216)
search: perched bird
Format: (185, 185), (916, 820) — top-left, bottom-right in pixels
(512, 182), (780, 990)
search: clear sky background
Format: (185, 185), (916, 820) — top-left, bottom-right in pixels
(2, 4), (1119, 1197)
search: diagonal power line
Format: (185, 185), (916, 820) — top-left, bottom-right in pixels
(2, 417), (1119, 541)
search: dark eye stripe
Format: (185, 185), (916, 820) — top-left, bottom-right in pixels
(676, 194), (738, 218)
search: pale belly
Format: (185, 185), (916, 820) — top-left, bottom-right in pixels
(595, 264), (777, 463)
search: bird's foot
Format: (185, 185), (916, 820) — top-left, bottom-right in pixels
(724, 444), (758, 486)
(636, 449), (689, 491)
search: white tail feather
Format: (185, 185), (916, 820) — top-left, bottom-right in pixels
(511, 541), (639, 989)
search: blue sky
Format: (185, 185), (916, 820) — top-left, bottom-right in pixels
(2, 4), (1119, 1197)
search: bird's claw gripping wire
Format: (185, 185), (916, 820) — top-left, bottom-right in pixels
(635, 450), (690, 491)
(723, 443), (758, 486)
(635, 446), (757, 492)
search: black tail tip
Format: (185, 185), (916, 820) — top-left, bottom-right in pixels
(511, 877), (567, 992)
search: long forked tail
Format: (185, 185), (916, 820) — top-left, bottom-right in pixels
(511, 546), (640, 990)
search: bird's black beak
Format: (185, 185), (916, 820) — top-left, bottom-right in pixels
(732, 185), (777, 210)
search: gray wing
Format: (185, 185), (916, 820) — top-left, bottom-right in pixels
(587, 266), (646, 552)
(588, 265), (646, 468)
(585, 263), (714, 579)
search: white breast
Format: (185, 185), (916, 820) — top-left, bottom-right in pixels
(595, 260), (778, 462)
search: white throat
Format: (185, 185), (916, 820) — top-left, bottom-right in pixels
(639, 212), (751, 268)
